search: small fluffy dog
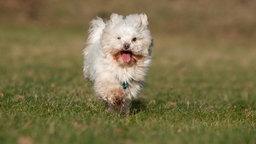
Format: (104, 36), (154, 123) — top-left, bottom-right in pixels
(83, 13), (153, 113)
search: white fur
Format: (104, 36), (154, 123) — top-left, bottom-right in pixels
(83, 13), (153, 113)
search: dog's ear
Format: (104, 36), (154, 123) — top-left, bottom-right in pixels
(139, 14), (148, 27)
(110, 13), (123, 23)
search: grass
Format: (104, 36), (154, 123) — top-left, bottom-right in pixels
(0, 24), (256, 144)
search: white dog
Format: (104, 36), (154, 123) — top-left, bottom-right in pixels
(83, 13), (153, 113)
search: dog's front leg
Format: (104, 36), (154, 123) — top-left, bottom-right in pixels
(94, 75), (130, 113)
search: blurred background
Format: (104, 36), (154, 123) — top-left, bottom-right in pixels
(1, 0), (256, 96)
(1, 1), (256, 143)
(1, 0), (256, 38)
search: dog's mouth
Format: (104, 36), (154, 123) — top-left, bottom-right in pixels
(120, 50), (132, 63)
(113, 50), (143, 66)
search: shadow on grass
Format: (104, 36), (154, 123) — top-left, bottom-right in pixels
(130, 99), (147, 114)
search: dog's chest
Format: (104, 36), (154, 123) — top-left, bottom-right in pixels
(114, 66), (145, 84)
(115, 68), (133, 83)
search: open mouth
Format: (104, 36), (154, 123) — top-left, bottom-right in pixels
(113, 50), (144, 66)
(120, 50), (133, 63)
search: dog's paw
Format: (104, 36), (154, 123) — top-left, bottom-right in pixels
(106, 88), (130, 114)
(110, 88), (125, 104)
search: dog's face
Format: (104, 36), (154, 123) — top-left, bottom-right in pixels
(101, 14), (153, 66)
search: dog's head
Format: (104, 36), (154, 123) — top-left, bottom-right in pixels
(101, 13), (153, 67)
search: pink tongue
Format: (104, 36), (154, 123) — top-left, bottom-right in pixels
(121, 53), (131, 63)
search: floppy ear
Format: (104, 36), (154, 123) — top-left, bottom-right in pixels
(110, 13), (123, 22)
(140, 14), (149, 27)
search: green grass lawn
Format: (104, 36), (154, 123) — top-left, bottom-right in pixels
(0, 25), (256, 144)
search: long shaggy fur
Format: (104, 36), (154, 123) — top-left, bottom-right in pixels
(83, 13), (153, 113)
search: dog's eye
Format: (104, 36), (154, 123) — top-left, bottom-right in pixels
(132, 37), (137, 42)
(117, 37), (121, 40)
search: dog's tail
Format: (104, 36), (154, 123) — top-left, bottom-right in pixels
(87, 17), (105, 44)
(83, 17), (105, 80)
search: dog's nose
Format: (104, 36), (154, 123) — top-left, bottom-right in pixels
(123, 43), (130, 50)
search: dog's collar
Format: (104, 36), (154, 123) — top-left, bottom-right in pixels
(122, 81), (128, 89)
